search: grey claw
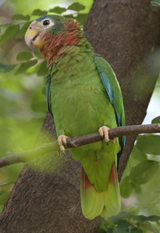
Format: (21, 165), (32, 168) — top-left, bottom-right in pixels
(101, 135), (104, 140)
(111, 139), (114, 143)
(106, 141), (109, 146)
(62, 149), (66, 155)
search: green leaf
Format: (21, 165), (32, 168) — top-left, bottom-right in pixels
(0, 24), (20, 42)
(37, 60), (48, 76)
(146, 215), (160, 221)
(136, 134), (160, 155)
(132, 183), (141, 194)
(99, 226), (113, 233)
(64, 14), (75, 19)
(15, 60), (37, 75)
(141, 222), (159, 233)
(31, 9), (48, 16)
(16, 51), (33, 61)
(0, 63), (12, 72)
(0, 24), (11, 28)
(117, 219), (131, 229)
(113, 211), (133, 220)
(130, 146), (147, 162)
(120, 176), (133, 198)
(31, 101), (46, 113)
(12, 14), (30, 21)
(130, 230), (143, 233)
(0, 190), (10, 205)
(16, 21), (31, 38)
(130, 160), (159, 185)
(148, 225), (159, 233)
(112, 229), (118, 233)
(133, 215), (148, 222)
(75, 14), (88, 25)
(98, 228), (107, 233)
(34, 48), (43, 59)
(152, 116), (160, 124)
(49, 6), (66, 14)
(68, 2), (85, 11)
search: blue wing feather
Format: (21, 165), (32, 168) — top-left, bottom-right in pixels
(100, 72), (114, 104)
(46, 74), (53, 116)
(94, 56), (125, 160)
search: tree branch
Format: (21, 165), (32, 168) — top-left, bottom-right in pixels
(0, 123), (160, 169)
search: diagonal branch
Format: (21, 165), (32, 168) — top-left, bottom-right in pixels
(0, 123), (160, 169)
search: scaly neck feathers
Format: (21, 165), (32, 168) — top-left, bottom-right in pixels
(39, 18), (92, 70)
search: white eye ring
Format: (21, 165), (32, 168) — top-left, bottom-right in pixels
(42, 18), (54, 27)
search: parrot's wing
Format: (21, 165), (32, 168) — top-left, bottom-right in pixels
(94, 55), (125, 161)
(46, 74), (53, 116)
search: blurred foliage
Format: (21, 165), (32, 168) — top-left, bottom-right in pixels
(99, 212), (160, 233)
(0, 1), (160, 233)
(151, 0), (160, 6)
(119, 110), (160, 232)
(152, 116), (160, 124)
(2, 0), (92, 16)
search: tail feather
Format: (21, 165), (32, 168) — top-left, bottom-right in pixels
(81, 166), (104, 219)
(101, 163), (121, 217)
(80, 162), (121, 220)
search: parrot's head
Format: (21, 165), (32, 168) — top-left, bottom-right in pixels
(25, 15), (83, 61)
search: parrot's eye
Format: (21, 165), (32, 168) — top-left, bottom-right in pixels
(43, 20), (50, 26)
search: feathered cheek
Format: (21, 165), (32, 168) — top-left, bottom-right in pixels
(25, 29), (44, 49)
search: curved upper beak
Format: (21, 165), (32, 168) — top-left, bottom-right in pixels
(25, 24), (44, 49)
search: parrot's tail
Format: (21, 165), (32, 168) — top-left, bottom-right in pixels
(80, 162), (121, 220)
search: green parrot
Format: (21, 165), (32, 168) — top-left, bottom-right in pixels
(25, 15), (125, 220)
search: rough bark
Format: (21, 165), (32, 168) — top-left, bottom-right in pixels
(0, 0), (160, 232)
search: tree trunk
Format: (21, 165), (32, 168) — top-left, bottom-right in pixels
(84, 0), (160, 180)
(0, 0), (160, 232)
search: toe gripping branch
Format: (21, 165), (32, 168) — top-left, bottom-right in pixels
(98, 126), (115, 145)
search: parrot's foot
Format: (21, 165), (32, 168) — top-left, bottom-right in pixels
(98, 126), (115, 145)
(57, 135), (68, 155)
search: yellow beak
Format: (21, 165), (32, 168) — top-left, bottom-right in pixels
(25, 29), (44, 49)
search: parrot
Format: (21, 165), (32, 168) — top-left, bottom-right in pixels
(25, 14), (125, 220)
